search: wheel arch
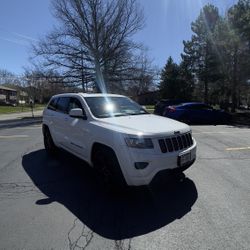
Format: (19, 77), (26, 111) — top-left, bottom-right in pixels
(91, 142), (117, 164)
(42, 123), (49, 135)
(42, 123), (58, 146)
(90, 142), (128, 187)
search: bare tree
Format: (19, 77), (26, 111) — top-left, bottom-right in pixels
(125, 49), (157, 96)
(32, 0), (144, 93)
(23, 67), (70, 103)
(0, 69), (20, 86)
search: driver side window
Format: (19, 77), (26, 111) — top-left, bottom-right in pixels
(68, 97), (86, 115)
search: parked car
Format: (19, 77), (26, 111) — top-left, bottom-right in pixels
(154, 99), (184, 116)
(163, 102), (231, 124)
(238, 104), (249, 110)
(42, 93), (197, 187)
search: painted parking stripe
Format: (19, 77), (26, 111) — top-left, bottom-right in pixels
(15, 126), (42, 130)
(0, 135), (29, 139)
(193, 131), (250, 135)
(226, 147), (250, 151)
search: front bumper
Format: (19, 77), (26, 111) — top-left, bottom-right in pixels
(117, 139), (197, 186)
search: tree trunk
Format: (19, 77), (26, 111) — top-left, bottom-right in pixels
(95, 60), (107, 93)
(204, 79), (208, 103)
(231, 46), (238, 113)
(204, 44), (209, 103)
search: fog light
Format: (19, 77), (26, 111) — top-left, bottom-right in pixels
(135, 162), (149, 169)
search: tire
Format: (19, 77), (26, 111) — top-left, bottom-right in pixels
(92, 146), (127, 190)
(173, 172), (186, 182)
(43, 127), (58, 156)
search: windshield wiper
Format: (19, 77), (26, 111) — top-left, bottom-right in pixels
(126, 112), (148, 116)
(97, 113), (128, 118)
(113, 113), (129, 117)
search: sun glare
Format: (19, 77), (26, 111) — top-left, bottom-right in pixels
(105, 103), (115, 112)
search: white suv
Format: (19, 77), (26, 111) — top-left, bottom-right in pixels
(42, 93), (196, 187)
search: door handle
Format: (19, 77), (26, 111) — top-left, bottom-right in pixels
(64, 117), (69, 121)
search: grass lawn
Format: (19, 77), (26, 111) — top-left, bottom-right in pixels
(0, 104), (45, 114)
(145, 105), (155, 110)
(145, 105), (155, 113)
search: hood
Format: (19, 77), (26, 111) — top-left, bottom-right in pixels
(92, 114), (190, 136)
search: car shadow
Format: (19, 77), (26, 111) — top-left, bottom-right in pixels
(22, 149), (198, 240)
(228, 123), (250, 129)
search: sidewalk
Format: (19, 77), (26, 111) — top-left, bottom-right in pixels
(0, 110), (43, 121)
(0, 110), (43, 128)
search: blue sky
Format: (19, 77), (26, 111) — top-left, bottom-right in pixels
(0, 0), (237, 75)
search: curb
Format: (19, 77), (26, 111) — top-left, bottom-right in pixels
(0, 117), (42, 129)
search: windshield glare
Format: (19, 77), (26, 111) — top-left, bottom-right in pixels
(84, 97), (148, 118)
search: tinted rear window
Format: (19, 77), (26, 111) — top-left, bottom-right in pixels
(48, 98), (58, 110)
(184, 104), (212, 110)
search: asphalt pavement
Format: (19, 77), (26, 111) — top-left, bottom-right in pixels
(0, 124), (249, 250)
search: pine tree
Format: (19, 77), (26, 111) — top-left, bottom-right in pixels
(159, 57), (194, 100)
(214, 0), (250, 111)
(182, 4), (221, 103)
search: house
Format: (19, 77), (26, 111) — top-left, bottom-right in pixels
(0, 86), (18, 105)
(18, 90), (29, 104)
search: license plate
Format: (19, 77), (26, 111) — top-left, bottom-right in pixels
(178, 152), (191, 167)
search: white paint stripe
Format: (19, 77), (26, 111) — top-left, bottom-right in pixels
(193, 131), (250, 135)
(226, 147), (250, 151)
(0, 135), (29, 139)
(15, 126), (41, 130)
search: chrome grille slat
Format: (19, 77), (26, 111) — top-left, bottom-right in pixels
(185, 134), (191, 147)
(177, 136), (184, 149)
(158, 132), (193, 153)
(165, 138), (174, 152)
(188, 133), (193, 144)
(181, 134), (187, 148)
(172, 137), (179, 151)
(159, 139), (167, 153)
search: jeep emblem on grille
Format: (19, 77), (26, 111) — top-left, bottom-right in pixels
(174, 131), (180, 135)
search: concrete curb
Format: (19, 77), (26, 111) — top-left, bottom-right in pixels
(0, 117), (42, 129)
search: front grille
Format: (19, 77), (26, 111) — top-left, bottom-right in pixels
(158, 132), (193, 153)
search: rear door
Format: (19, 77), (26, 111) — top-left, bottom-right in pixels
(188, 104), (214, 124)
(53, 97), (70, 146)
(45, 97), (59, 140)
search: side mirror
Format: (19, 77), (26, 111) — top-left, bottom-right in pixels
(69, 108), (87, 119)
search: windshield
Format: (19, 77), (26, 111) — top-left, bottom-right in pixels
(84, 96), (148, 118)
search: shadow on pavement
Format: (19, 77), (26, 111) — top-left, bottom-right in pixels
(228, 124), (250, 129)
(22, 149), (198, 240)
(0, 118), (42, 129)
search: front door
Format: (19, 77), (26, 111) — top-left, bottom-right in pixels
(66, 97), (90, 159)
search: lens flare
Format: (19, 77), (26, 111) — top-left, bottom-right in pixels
(95, 61), (107, 94)
(105, 103), (115, 112)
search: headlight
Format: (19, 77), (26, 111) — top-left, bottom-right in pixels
(125, 137), (154, 149)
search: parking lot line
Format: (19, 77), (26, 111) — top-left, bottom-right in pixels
(0, 135), (29, 139)
(226, 146), (250, 151)
(15, 126), (41, 130)
(193, 131), (250, 135)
